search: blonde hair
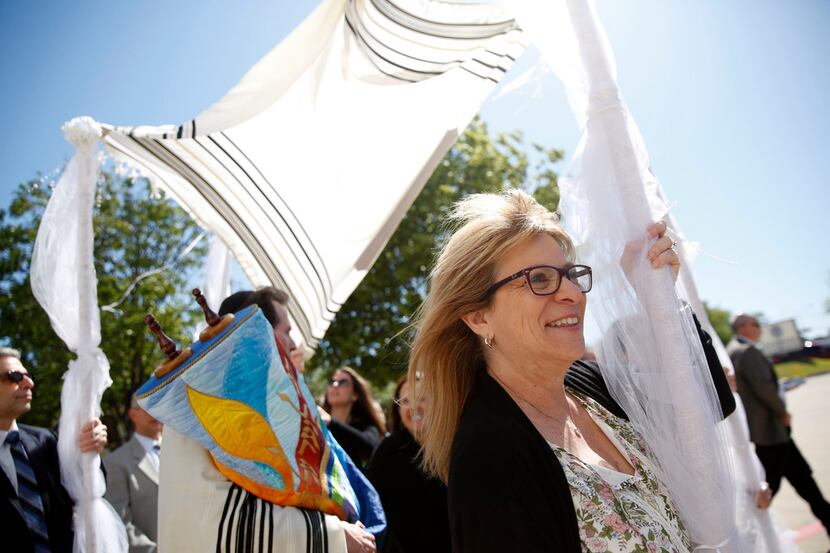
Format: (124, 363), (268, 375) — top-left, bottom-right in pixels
(408, 189), (573, 482)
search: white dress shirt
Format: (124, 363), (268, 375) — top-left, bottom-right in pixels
(133, 432), (161, 472)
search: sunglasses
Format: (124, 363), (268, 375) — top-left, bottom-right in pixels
(328, 378), (352, 387)
(0, 370), (33, 384)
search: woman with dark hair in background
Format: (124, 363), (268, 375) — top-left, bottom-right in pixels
(319, 367), (385, 468)
(367, 375), (450, 553)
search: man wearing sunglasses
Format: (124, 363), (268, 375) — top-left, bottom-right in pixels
(0, 346), (108, 553)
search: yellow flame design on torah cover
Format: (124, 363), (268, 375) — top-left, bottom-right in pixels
(186, 386), (347, 517)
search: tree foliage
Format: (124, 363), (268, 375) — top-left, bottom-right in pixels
(308, 119), (564, 396)
(703, 302), (733, 346)
(0, 167), (206, 445)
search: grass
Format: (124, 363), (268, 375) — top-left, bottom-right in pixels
(774, 357), (830, 379)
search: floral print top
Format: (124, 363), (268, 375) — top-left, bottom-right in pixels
(549, 390), (692, 553)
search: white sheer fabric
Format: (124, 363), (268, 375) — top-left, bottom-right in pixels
(202, 236), (232, 312)
(103, 0), (527, 348)
(30, 117), (127, 552)
(193, 236), (233, 340)
(670, 214), (798, 553)
(502, 0), (740, 549)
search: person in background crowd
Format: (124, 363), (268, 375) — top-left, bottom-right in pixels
(367, 375), (450, 553)
(0, 346), (108, 553)
(104, 395), (163, 553)
(319, 367), (385, 469)
(728, 313), (830, 536)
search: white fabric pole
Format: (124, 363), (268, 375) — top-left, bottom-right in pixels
(504, 0), (740, 549)
(193, 235), (233, 340)
(670, 215), (797, 553)
(30, 117), (127, 553)
(202, 236), (232, 311)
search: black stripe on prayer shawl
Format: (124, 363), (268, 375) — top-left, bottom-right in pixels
(189, 139), (337, 342)
(345, 10), (506, 84)
(486, 48), (517, 62)
(313, 510), (322, 553)
(345, 0), (521, 84)
(217, 485), (281, 553)
(125, 136), (318, 342)
(347, 7), (515, 79)
(343, 16), (419, 83)
(321, 512), (328, 553)
(302, 509), (311, 553)
(369, 0), (516, 38)
(258, 500), (266, 553)
(217, 483), (237, 553)
(218, 132), (340, 309)
(196, 134), (337, 320)
(267, 502), (274, 553)
(224, 485), (244, 553)
(180, 135), (336, 333)
(122, 138), (321, 343)
(301, 508), (327, 553)
(346, 12), (493, 79)
(111, 135), (322, 340)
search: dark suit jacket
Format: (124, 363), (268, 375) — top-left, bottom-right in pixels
(1, 424), (74, 553)
(328, 417), (381, 469)
(366, 428), (450, 553)
(727, 337), (789, 446)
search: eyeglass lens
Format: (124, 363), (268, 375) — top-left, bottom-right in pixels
(528, 266), (592, 294)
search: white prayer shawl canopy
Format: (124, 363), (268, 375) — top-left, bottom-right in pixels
(103, 0), (527, 348)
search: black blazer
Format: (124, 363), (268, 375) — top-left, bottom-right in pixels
(328, 416), (381, 469)
(1, 424), (75, 553)
(367, 428), (450, 553)
(448, 319), (735, 553)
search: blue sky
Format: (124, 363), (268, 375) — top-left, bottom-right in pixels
(1, 1), (828, 337)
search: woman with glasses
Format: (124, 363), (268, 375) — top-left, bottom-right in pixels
(319, 367), (385, 469)
(366, 375), (450, 553)
(407, 190), (734, 553)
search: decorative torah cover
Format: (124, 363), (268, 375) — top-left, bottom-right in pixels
(136, 306), (358, 521)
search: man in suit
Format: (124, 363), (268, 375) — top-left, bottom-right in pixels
(104, 395), (162, 553)
(727, 314), (830, 534)
(0, 346), (108, 553)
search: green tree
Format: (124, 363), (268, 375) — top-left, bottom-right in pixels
(308, 119), (564, 396)
(0, 167), (206, 445)
(703, 302), (733, 345)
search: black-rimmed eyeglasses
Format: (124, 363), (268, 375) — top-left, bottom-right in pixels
(0, 370), (33, 384)
(487, 264), (593, 297)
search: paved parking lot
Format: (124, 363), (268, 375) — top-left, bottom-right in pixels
(770, 372), (830, 553)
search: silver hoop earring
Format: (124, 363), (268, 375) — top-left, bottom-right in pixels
(484, 336), (494, 349)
